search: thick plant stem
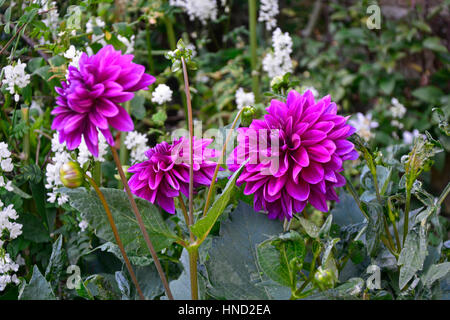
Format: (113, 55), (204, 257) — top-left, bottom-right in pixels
(248, 0), (260, 102)
(110, 146), (174, 300)
(202, 108), (245, 217)
(188, 248), (199, 300)
(180, 57), (195, 240)
(85, 175), (145, 300)
(178, 194), (193, 240)
(92, 161), (102, 186)
(163, 16), (177, 50)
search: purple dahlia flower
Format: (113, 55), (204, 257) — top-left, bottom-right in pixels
(128, 137), (218, 214)
(51, 45), (155, 157)
(228, 89), (358, 220)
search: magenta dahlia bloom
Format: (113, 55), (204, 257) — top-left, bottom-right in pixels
(51, 45), (155, 157)
(128, 137), (218, 214)
(228, 89), (358, 220)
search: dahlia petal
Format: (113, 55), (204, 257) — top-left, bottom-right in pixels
(286, 179), (310, 201)
(157, 195), (175, 214)
(301, 162), (324, 184)
(108, 106), (134, 131)
(307, 145), (331, 163)
(308, 190), (328, 212)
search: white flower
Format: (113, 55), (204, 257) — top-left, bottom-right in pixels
(403, 129), (421, 145)
(117, 35), (135, 54)
(235, 88), (255, 110)
(349, 112), (379, 142)
(390, 98), (406, 118)
(1, 59), (31, 101)
(0, 142), (11, 159)
(263, 28), (293, 78)
(78, 220), (89, 232)
(0, 252), (21, 292)
(258, 0), (279, 31)
(152, 84), (173, 105)
(86, 16), (105, 34)
(186, 43), (197, 58)
(1, 158), (13, 172)
(390, 119), (404, 129)
(77, 133), (108, 167)
(170, 0), (219, 25)
(124, 131), (149, 163)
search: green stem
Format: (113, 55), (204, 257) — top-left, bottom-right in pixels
(21, 107), (30, 162)
(181, 57), (195, 241)
(403, 185), (412, 245)
(85, 175), (145, 300)
(92, 161), (102, 186)
(145, 26), (155, 74)
(248, 0), (260, 102)
(188, 247), (199, 300)
(110, 146), (174, 300)
(202, 108), (245, 217)
(164, 16), (177, 50)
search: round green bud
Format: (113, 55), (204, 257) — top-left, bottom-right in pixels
(242, 106), (256, 127)
(59, 161), (84, 188)
(314, 267), (335, 290)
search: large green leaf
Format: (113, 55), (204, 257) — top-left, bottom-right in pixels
(19, 266), (56, 300)
(45, 235), (66, 286)
(398, 224), (428, 290)
(191, 161), (246, 242)
(257, 231), (306, 287)
(205, 201), (288, 300)
(168, 249), (191, 300)
(62, 187), (178, 256)
(412, 86), (444, 104)
(421, 262), (450, 288)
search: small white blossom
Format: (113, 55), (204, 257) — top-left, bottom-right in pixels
(78, 220), (89, 232)
(152, 84), (173, 105)
(117, 35), (135, 54)
(170, 0), (219, 25)
(403, 129), (421, 145)
(390, 98), (406, 118)
(1, 60), (31, 101)
(1, 158), (13, 172)
(349, 112), (379, 142)
(258, 0), (279, 31)
(124, 131), (149, 163)
(263, 28), (293, 78)
(235, 88), (255, 110)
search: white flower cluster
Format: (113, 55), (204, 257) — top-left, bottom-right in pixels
(235, 88), (255, 110)
(1, 60), (31, 102)
(0, 202), (22, 247)
(390, 98), (406, 119)
(349, 112), (379, 142)
(170, 0), (219, 25)
(0, 142), (14, 192)
(124, 131), (149, 164)
(262, 28), (293, 78)
(258, 0), (279, 31)
(45, 132), (108, 205)
(0, 252), (20, 292)
(64, 45), (83, 71)
(77, 134), (108, 167)
(45, 133), (72, 206)
(152, 84), (173, 105)
(117, 35), (135, 55)
(86, 17), (107, 47)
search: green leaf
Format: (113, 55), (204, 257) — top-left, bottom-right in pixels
(297, 216), (320, 238)
(380, 77), (395, 95)
(423, 37), (448, 53)
(348, 241), (366, 264)
(257, 231), (306, 287)
(412, 86), (444, 104)
(19, 266), (56, 300)
(17, 212), (50, 243)
(45, 235), (66, 285)
(130, 94), (146, 120)
(205, 201), (288, 299)
(168, 249), (191, 300)
(421, 262), (450, 287)
(191, 161), (246, 242)
(62, 187), (178, 256)
(398, 225), (428, 290)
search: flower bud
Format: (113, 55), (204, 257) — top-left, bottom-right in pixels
(59, 161), (84, 188)
(314, 266), (335, 291)
(241, 106), (256, 127)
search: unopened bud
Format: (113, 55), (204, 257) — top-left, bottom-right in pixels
(60, 161), (84, 188)
(241, 106), (256, 127)
(314, 266), (335, 291)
